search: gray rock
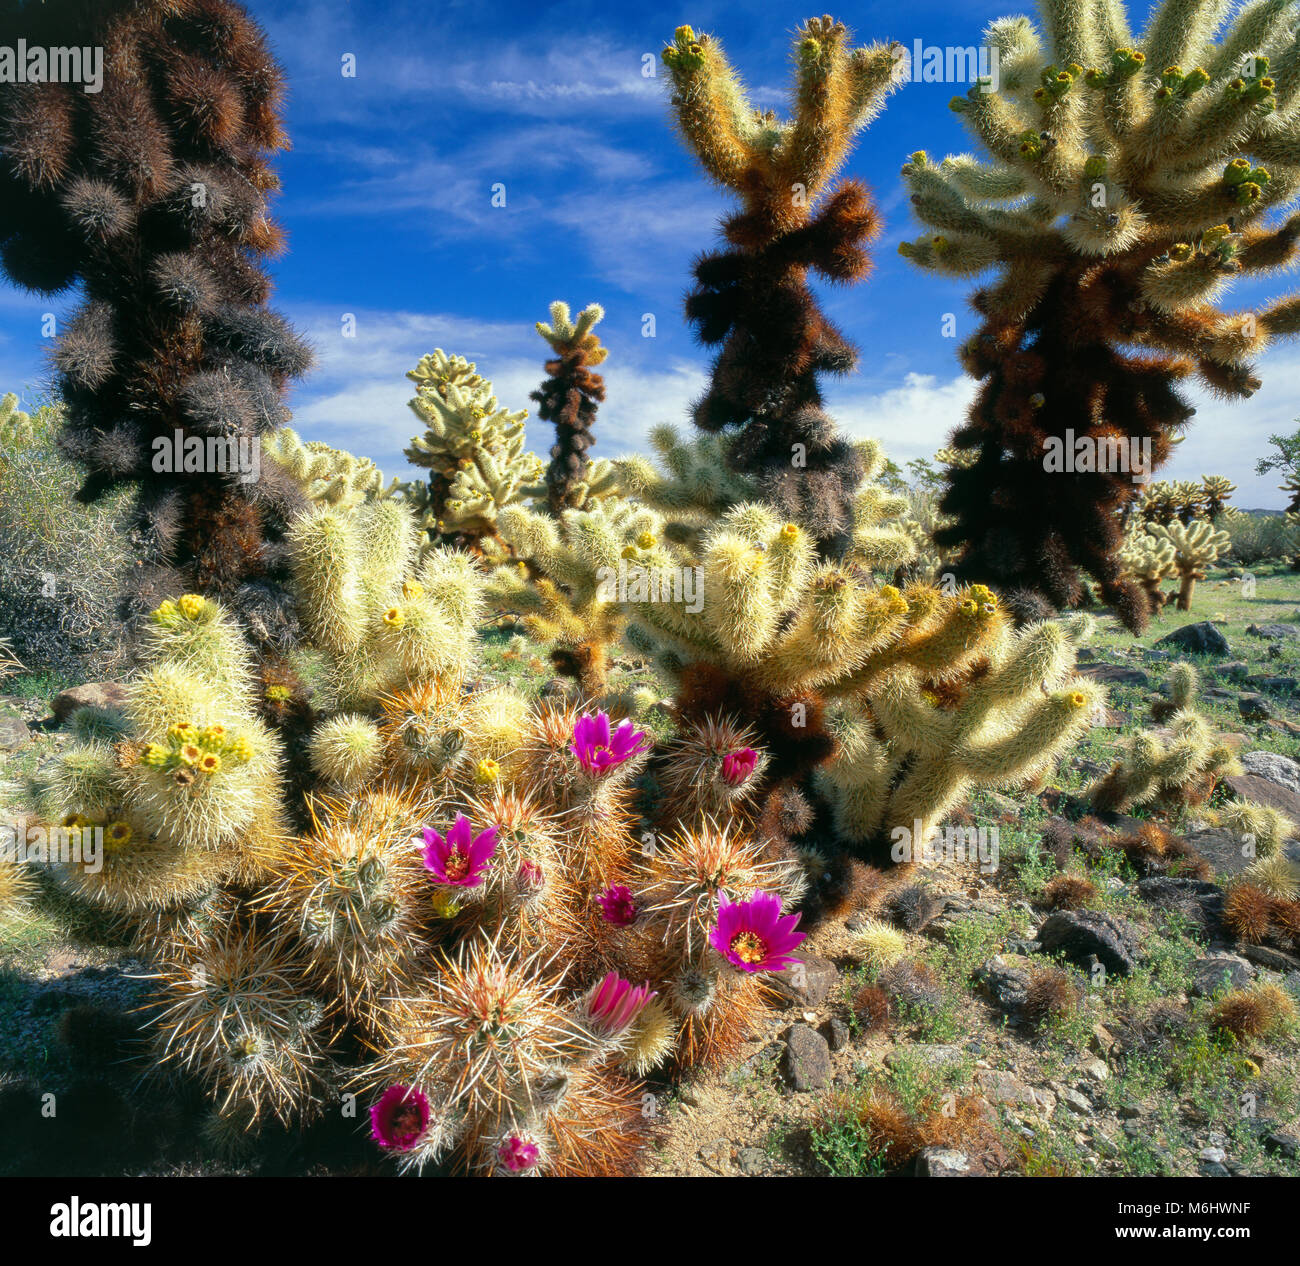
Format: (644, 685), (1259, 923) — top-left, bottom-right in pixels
(1156, 622), (1231, 656)
(822, 1016), (850, 1052)
(1188, 954), (1256, 998)
(1246, 676), (1297, 693)
(1246, 622), (1300, 641)
(1199, 1160), (1231, 1177)
(1081, 663), (1151, 688)
(782, 1024), (832, 1092)
(1238, 693), (1273, 721)
(735, 1147), (769, 1176)
(914, 1147), (971, 1177)
(1263, 1131), (1300, 1160)
(1185, 827), (1256, 881)
(975, 1069), (1049, 1110)
(1136, 876), (1225, 937)
(1216, 661), (1250, 680)
(1240, 751), (1300, 796)
(1059, 1087), (1094, 1116)
(770, 953), (838, 1008)
(885, 1043), (965, 1071)
(975, 957), (1032, 1015)
(1238, 943), (1300, 973)
(1037, 909), (1140, 977)
(50, 681), (128, 722)
(0, 715), (30, 751)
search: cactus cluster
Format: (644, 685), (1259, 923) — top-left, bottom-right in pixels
(1088, 663), (1240, 811)
(402, 349), (542, 551)
(661, 19), (908, 552)
(0, 0), (313, 644)
(899, 0), (1300, 629)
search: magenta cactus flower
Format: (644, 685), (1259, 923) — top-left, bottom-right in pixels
(584, 971), (656, 1037)
(597, 884), (638, 926)
(497, 1134), (541, 1173)
(571, 711), (649, 776)
(721, 747), (758, 786)
(422, 814), (497, 886)
(370, 1085), (430, 1152)
(709, 891), (806, 973)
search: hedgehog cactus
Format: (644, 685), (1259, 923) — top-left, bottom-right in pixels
(0, 0), (313, 641)
(403, 348), (541, 551)
(661, 18), (908, 552)
(1146, 516), (1231, 608)
(899, 0), (1300, 630)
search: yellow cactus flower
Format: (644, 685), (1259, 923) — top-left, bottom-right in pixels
(179, 743), (202, 766)
(178, 593), (205, 619)
(104, 821), (133, 852)
(382, 606), (405, 629)
(474, 757), (501, 784)
(141, 742), (170, 768)
(198, 752), (222, 774)
(636, 531), (657, 550)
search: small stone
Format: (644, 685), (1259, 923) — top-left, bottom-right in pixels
(1246, 622), (1300, 642)
(1263, 1131), (1300, 1160)
(914, 1147), (971, 1177)
(50, 681), (129, 722)
(782, 1024), (832, 1092)
(1246, 676), (1297, 693)
(0, 715), (30, 751)
(1238, 694), (1273, 721)
(1216, 661), (1250, 680)
(975, 956), (1032, 1015)
(1199, 1146), (1226, 1164)
(1036, 909), (1140, 976)
(1081, 664), (1151, 687)
(1199, 1160), (1231, 1177)
(1238, 943), (1300, 973)
(1059, 1088), (1094, 1117)
(1239, 751), (1300, 796)
(1080, 1058), (1109, 1083)
(735, 1147), (769, 1176)
(1188, 954), (1256, 998)
(885, 1043), (966, 1071)
(697, 1139), (733, 1174)
(770, 954), (838, 1009)
(823, 1016), (850, 1052)
(1156, 622), (1231, 657)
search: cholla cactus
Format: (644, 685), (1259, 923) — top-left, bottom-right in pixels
(1200, 473), (1236, 520)
(900, 0), (1300, 630)
(1119, 521), (1178, 611)
(262, 427), (399, 509)
(613, 424), (755, 548)
(403, 349), (541, 550)
(532, 302), (617, 514)
(1090, 663), (1239, 810)
(818, 614), (1102, 839)
(1210, 799), (1297, 859)
(287, 499), (484, 706)
(626, 497), (1098, 838)
(1147, 517), (1230, 608)
(0, 0), (312, 637)
(487, 497), (664, 696)
(0, 391), (34, 447)
(661, 19), (908, 551)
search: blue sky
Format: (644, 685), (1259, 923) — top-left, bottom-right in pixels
(1, 0), (1298, 504)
